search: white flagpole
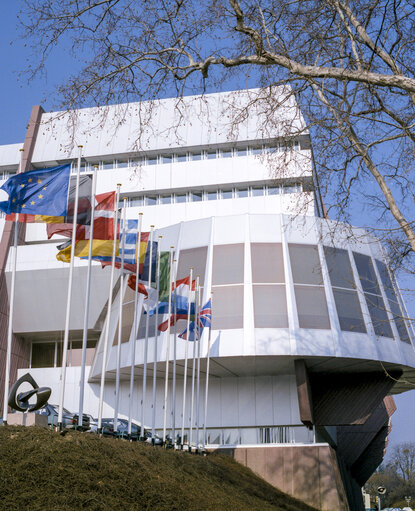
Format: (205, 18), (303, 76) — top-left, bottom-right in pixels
(128, 212), (143, 437)
(189, 275), (199, 452)
(58, 145), (83, 429)
(2, 148), (24, 424)
(195, 279), (202, 452)
(171, 258), (178, 446)
(180, 267), (193, 448)
(114, 198), (127, 433)
(140, 225), (154, 439)
(97, 183), (121, 432)
(78, 164), (97, 428)
(162, 247), (174, 445)
(151, 235), (162, 440)
(202, 294), (212, 451)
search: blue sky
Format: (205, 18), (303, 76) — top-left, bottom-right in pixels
(0, 2), (414, 455)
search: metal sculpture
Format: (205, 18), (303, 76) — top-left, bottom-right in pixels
(8, 373), (51, 412)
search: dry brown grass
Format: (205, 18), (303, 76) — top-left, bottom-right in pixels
(0, 426), (318, 511)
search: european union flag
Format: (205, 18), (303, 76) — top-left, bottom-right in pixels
(0, 164), (71, 216)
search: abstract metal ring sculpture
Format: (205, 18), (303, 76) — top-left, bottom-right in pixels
(8, 373), (51, 412)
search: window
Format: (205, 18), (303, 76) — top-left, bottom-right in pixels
(117, 160), (128, 168)
(161, 155), (172, 163)
(175, 193), (187, 203)
(206, 150), (217, 159)
(251, 146), (263, 155)
(221, 189), (233, 199)
(353, 253), (392, 337)
(177, 246), (208, 286)
(191, 152), (202, 161)
(211, 286), (244, 329)
(251, 186), (265, 197)
(130, 197), (144, 207)
(177, 153), (187, 162)
(31, 342), (55, 368)
(253, 285), (288, 328)
(160, 194), (172, 205)
(147, 156), (158, 165)
(212, 244), (244, 285)
(268, 186), (280, 195)
(324, 247), (365, 333)
(190, 191), (202, 202)
(251, 243), (285, 283)
(236, 188), (248, 198)
(207, 191), (217, 201)
(236, 148), (247, 156)
(289, 244), (330, 329)
(102, 161), (114, 170)
(145, 195), (157, 206)
(221, 149), (233, 158)
(376, 260), (411, 343)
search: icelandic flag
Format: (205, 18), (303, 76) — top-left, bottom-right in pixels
(179, 299), (212, 341)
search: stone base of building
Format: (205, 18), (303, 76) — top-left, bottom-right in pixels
(7, 412), (48, 428)
(210, 444), (351, 511)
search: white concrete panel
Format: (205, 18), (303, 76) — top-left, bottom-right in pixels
(179, 218), (211, 250)
(339, 332), (379, 360)
(254, 376), (274, 426)
(0, 143), (23, 168)
(214, 215), (246, 245)
(220, 378), (239, 426)
(249, 215), (282, 242)
(272, 375), (295, 425)
(295, 329), (336, 357)
(288, 375), (301, 424)
(255, 329), (291, 356)
(238, 377), (256, 426)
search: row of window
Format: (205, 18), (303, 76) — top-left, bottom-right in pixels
(124, 184), (303, 208)
(134, 243), (411, 342)
(71, 141), (301, 172)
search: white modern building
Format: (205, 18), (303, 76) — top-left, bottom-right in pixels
(0, 88), (414, 511)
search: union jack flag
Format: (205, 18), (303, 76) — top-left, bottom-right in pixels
(179, 299), (212, 341)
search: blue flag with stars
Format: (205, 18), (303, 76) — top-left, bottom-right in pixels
(0, 164), (71, 216)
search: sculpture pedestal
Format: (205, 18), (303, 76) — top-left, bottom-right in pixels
(7, 412), (48, 428)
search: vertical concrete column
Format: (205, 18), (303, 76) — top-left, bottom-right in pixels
(0, 104), (45, 413)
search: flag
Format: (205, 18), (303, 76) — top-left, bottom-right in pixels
(0, 164), (71, 217)
(179, 299), (212, 341)
(46, 191), (115, 240)
(156, 275), (196, 330)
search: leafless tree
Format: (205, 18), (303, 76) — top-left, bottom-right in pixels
(19, 0), (415, 272)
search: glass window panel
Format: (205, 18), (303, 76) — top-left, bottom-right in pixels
(353, 253), (381, 295)
(161, 155), (172, 163)
(223, 428), (240, 445)
(365, 293), (393, 337)
(211, 285), (244, 329)
(191, 152), (202, 161)
(222, 190), (233, 199)
(31, 343), (55, 368)
(289, 244), (324, 285)
(240, 428), (257, 444)
(332, 288), (366, 333)
(175, 194), (187, 203)
(251, 243), (285, 283)
(221, 149), (233, 158)
(212, 244), (244, 285)
(160, 195), (172, 205)
(268, 186), (280, 195)
(251, 186), (264, 196)
(237, 148), (247, 156)
(145, 196), (157, 206)
(207, 429), (222, 445)
(177, 246), (208, 286)
(253, 285), (288, 328)
(206, 151), (217, 159)
(137, 311), (156, 340)
(282, 185), (300, 194)
(375, 260), (396, 302)
(102, 161), (114, 170)
(190, 191), (202, 202)
(294, 285), (330, 329)
(251, 146), (263, 155)
(389, 299), (411, 343)
(130, 197), (144, 207)
(207, 191), (217, 201)
(177, 153), (187, 162)
(236, 188), (248, 198)
(147, 156), (158, 165)
(117, 160), (128, 168)
(324, 247), (355, 289)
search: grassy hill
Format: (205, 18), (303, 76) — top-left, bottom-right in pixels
(0, 426), (318, 511)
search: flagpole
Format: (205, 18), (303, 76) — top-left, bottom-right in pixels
(180, 267), (193, 448)
(2, 148), (24, 424)
(151, 235), (162, 441)
(58, 145), (83, 430)
(171, 258), (178, 447)
(195, 278), (202, 452)
(78, 164), (98, 429)
(162, 247), (174, 445)
(128, 212), (143, 437)
(202, 294), (213, 452)
(140, 225), (154, 439)
(114, 198), (127, 433)
(189, 275), (199, 452)
(98, 183), (121, 432)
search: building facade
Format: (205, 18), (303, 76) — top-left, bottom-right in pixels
(0, 88), (414, 510)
